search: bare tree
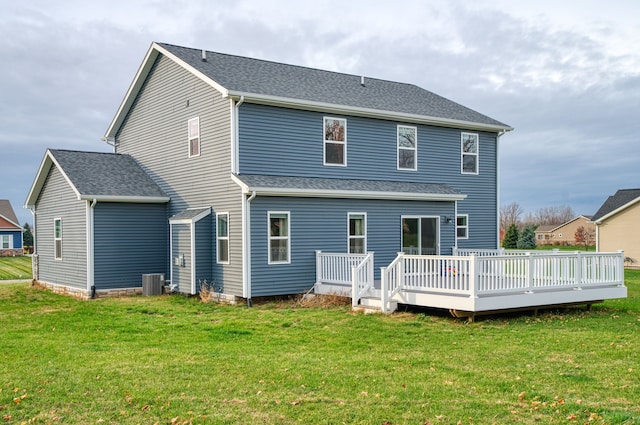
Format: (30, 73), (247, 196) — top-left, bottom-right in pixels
(524, 205), (576, 226)
(500, 202), (523, 231)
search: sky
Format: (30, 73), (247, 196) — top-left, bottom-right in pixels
(1, 0), (639, 226)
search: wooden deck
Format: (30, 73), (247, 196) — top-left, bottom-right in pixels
(314, 250), (627, 315)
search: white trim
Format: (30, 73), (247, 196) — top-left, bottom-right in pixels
(216, 212), (230, 264)
(397, 125), (417, 171)
(169, 220), (174, 291)
(461, 132), (479, 175)
(190, 221), (196, 295)
(401, 215), (440, 255)
(241, 192), (251, 298)
(188, 116), (201, 158)
(323, 116), (347, 167)
(86, 201), (95, 294)
(78, 195), (170, 203)
(347, 212), (367, 254)
(593, 197), (640, 224)
(456, 214), (469, 240)
(0, 214), (23, 230)
(268, 211), (290, 265)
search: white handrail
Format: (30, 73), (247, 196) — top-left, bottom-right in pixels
(351, 252), (374, 308)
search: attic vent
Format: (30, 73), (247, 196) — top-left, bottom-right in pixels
(201, 49), (207, 62)
(360, 76), (365, 86)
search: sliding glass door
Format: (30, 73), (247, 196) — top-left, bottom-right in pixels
(402, 216), (439, 255)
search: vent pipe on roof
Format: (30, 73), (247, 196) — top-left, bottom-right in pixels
(201, 49), (207, 62)
(360, 76), (365, 86)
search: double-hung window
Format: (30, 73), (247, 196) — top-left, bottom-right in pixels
(217, 213), (229, 264)
(348, 213), (367, 254)
(188, 117), (200, 157)
(268, 212), (290, 264)
(461, 132), (479, 174)
(397, 125), (417, 170)
(1, 235), (11, 249)
(54, 218), (62, 260)
(456, 215), (469, 239)
(323, 117), (346, 166)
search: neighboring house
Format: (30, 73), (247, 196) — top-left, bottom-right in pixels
(26, 42), (512, 300)
(0, 199), (23, 256)
(591, 189), (640, 268)
(534, 215), (595, 246)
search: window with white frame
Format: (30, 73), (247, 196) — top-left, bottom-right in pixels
(461, 132), (479, 174)
(268, 212), (290, 264)
(397, 125), (417, 170)
(324, 117), (346, 166)
(456, 214), (469, 239)
(1, 235), (12, 249)
(54, 218), (62, 260)
(188, 117), (200, 157)
(217, 213), (229, 264)
(348, 213), (367, 254)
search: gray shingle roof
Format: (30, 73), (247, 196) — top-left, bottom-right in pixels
(158, 43), (509, 129)
(234, 174), (464, 201)
(592, 189), (640, 222)
(0, 200), (20, 225)
(49, 149), (168, 200)
(169, 207), (211, 221)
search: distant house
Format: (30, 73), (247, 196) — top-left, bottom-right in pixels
(534, 215), (595, 246)
(26, 42), (513, 300)
(0, 199), (23, 256)
(592, 189), (640, 268)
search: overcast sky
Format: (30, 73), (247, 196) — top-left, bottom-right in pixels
(1, 0), (639, 226)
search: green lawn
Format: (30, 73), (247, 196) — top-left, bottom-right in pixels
(0, 256), (32, 280)
(0, 271), (638, 424)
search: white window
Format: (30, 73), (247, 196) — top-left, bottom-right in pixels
(1, 235), (12, 249)
(461, 132), (479, 174)
(54, 218), (62, 260)
(456, 215), (469, 239)
(323, 117), (346, 166)
(268, 212), (290, 264)
(348, 213), (367, 254)
(217, 213), (229, 264)
(188, 117), (200, 157)
(397, 125), (417, 170)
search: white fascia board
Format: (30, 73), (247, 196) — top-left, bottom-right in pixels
(0, 214), (23, 230)
(79, 195), (170, 203)
(594, 197), (640, 224)
(168, 207), (212, 224)
(226, 92), (513, 133)
(25, 150), (82, 208)
(104, 42), (230, 140)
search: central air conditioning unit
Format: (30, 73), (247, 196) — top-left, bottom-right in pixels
(142, 273), (165, 296)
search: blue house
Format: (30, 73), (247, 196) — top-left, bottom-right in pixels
(26, 42), (513, 301)
(0, 199), (23, 256)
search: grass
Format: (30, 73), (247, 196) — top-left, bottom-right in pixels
(0, 272), (638, 424)
(535, 245), (596, 252)
(0, 256), (32, 280)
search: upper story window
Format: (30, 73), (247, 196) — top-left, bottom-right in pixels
(268, 211), (290, 264)
(188, 117), (200, 157)
(54, 218), (62, 260)
(348, 213), (367, 254)
(461, 132), (479, 174)
(324, 117), (346, 166)
(397, 125), (417, 171)
(456, 214), (469, 239)
(217, 212), (229, 264)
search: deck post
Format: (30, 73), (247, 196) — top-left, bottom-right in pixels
(617, 250), (625, 285)
(381, 266), (388, 313)
(351, 265), (358, 308)
(575, 251), (582, 290)
(525, 253), (534, 294)
(469, 254), (478, 298)
(315, 250), (322, 285)
(397, 252), (405, 289)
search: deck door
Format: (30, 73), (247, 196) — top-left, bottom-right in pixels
(402, 216), (439, 255)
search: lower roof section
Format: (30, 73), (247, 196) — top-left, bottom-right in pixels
(232, 174), (466, 202)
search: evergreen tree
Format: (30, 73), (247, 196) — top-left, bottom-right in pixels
(517, 225), (537, 249)
(502, 224), (519, 249)
(23, 223), (34, 247)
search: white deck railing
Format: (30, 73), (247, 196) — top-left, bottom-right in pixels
(383, 251), (624, 301)
(351, 252), (375, 308)
(315, 251), (372, 285)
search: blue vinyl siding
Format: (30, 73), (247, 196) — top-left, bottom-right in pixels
(239, 103), (498, 250)
(1, 231), (23, 249)
(93, 202), (167, 290)
(249, 196), (455, 297)
(194, 215), (213, 292)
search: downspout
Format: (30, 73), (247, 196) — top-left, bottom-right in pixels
(244, 190), (256, 307)
(496, 130), (505, 249)
(101, 136), (118, 153)
(88, 199), (97, 299)
(29, 208), (37, 282)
